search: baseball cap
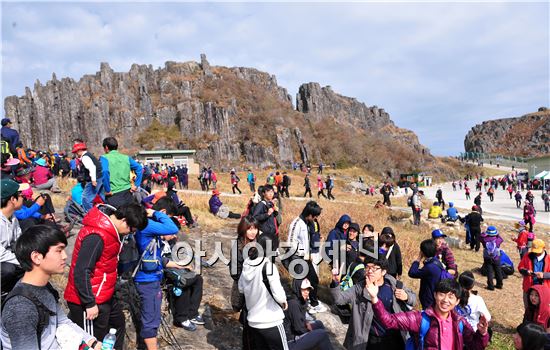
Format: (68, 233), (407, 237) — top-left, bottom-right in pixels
(212, 189), (220, 196)
(300, 279), (313, 290)
(1, 118), (11, 126)
(431, 229), (447, 239)
(1, 179), (30, 200)
(348, 222), (360, 233)
(530, 239), (545, 254)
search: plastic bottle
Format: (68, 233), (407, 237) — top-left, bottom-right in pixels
(100, 328), (117, 350)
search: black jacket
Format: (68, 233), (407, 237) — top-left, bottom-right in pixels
(385, 243), (403, 278)
(283, 279), (309, 340)
(252, 200), (278, 237)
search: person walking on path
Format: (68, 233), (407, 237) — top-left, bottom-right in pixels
(230, 169), (242, 195)
(411, 190), (423, 226)
(303, 174), (312, 198)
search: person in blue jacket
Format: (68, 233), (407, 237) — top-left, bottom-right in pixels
(408, 239), (448, 309)
(324, 214), (351, 269)
(134, 196), (183, 350)
(445, 202), (459, 222)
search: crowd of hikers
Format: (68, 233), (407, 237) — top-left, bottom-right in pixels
(1, 117), (549, 350)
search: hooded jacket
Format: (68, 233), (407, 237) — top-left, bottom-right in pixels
(209, 195), (223, 215)
(238, 258), (287, 329)
(325, 214), (351, 266)
(372, 301), (489, 350)
(408, 257), (445, 309)
(330, 274), (417, 350)
(64, 205), (121, 305)
(519, 251), (550, 292)
(283, 279), (310, 340)
(525, 285), (550, 328)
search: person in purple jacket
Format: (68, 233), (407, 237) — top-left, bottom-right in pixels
(367, 278), (490, 350)
(479, 225), (504, 291)
(432, 229), (458, 276)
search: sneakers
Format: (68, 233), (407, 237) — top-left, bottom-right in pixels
(191, 315), (205, 325)
(308, 303), (328, 314)
(175, 320), (197, 331)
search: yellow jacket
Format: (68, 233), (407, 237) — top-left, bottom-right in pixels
(428, 205), (443, 218)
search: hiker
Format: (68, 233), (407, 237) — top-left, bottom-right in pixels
(513, 322), (548, 350)
(474, 193), (482, 214)
(411, 190), (424, 226)
(460, 206), (484, 251)
(1, 179), (29, 295)
(303, 174), (312, 198)
(230, 216), (258, 350)
(445, 202), (459, 222)
(456, 271), (492, 330)
(479, 226), (504, 290)
(252, 185), (280, 248)
(71, 142), (103, 212)
(367, 278), (490, 350)
(523, 201), (536, 233)
(508, 185), (514, 199)
(518, 239), (550, 308)
(512, 220), (532, 259)
(230, 169), (242, 194)
(101, 137), (143, 208)
(284, 201), (326, 314)
(465, 185), (471, 200)
(274, 172), (283, 194)
(408, 239), (451, 309)
(487, 186), (495, 202)
(309, 215), (322, 276)
(344, 223), (361, 272)
(209, 189), (241, 219)
(427, 201), (443, 220)
(134, 198), (184, 348)
(436, 186), (445, 210)
(316, 175), (327, 199)
(64, 203), (148, 350)
(284, 279), (333, 350)
(523, 285), (550, 329)
(432, 229), (458, 276)
(324, 214), (351, 269)
(1, 225), (101, 350)
(381, 183), (391, 207)
(0, 118), (20, 157)
(238, 235), (288, 350)
(542, 190), (550, 212)
(281, 172), (291, 198)
(1, 153), (19, 180)
(32, 157), (60, 192)
(247, 169), (256, 193)
(362, 224), (376, 243)
(331, 253), (417, 350)
(515, 191), (523, 208)
(378, 227), (403, 280)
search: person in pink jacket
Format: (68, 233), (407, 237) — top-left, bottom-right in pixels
(367, 278), (490, 350)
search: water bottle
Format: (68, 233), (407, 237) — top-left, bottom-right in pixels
(100, 328), (117, 350)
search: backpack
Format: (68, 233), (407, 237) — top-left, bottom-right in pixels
(2, 283), (59, 350)
(485, 241), (501, 260)
(118, 234), (141, 277)
(407, 195), (414, 207)
(0, 139), (10, 154)
(339, 263), (365, 291)
(433, 259), (454, 282)
(405, 311), (463, 350)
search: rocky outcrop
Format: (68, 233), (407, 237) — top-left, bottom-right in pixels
(464, 111), (550, 157)
(5, 54), (448, 177)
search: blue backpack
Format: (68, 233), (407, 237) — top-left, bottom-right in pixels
(405, 311), (464, 350)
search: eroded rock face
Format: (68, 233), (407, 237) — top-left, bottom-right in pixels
(5, 54), (438, 176)
(464, 111), (550, 157)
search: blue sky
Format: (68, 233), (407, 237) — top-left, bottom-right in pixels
(2, 1), (549, 156)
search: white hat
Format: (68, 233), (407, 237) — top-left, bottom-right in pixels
(301, 279), (313, 290)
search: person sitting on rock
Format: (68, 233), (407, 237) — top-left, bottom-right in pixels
(445, 202), (459, 223)
(209, 189), (241, 219)
(31, 157), (61, 192)
(427, 201), (443, 220)
(284, 278), (333, 350)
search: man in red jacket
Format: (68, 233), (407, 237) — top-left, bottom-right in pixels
(367, 278), (489, 350)
(64, 203), (147, 349)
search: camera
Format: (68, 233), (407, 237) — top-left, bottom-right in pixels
(40, 193), (48, 199)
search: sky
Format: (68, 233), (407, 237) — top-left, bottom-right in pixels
(1, 1), (549, 156)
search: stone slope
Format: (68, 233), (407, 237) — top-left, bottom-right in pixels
(5, 54), (449, 177)
(464, 110), (550, 157)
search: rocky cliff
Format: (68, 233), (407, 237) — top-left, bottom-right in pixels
(5, 54), (447, 177)
(464, 109), (550, 157)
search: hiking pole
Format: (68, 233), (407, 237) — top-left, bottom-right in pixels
(160, 315), (183, 350)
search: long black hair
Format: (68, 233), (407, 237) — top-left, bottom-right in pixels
(516, 322), (547, 350)
(458, 271), (476, 308)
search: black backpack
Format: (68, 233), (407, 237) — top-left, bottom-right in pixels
(1, 283), (59, 350)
